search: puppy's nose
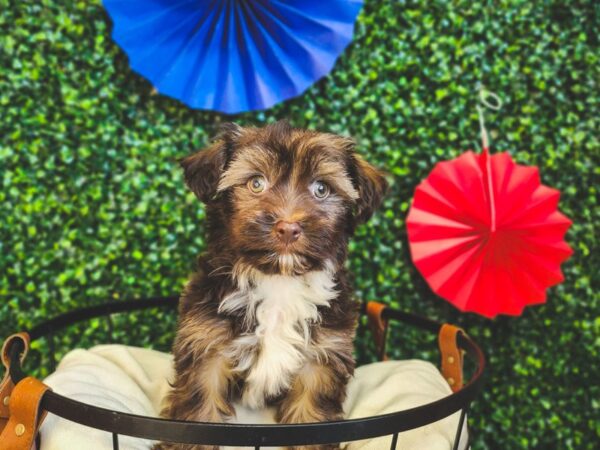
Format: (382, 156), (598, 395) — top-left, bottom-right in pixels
(275, 221), (302, 244)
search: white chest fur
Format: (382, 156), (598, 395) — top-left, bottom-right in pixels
(219, 268), (337, 408)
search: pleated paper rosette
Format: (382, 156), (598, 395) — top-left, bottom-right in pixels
(406, 148), (573, 318)
(103, 0), (363, 113)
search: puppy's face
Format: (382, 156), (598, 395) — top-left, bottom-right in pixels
(181, 122), (387, 275)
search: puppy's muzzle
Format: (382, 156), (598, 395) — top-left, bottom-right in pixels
(274, 220), (302, 245)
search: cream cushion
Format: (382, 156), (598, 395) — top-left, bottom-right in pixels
(40, 345), (467, 450)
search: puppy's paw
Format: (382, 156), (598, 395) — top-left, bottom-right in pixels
(152, 444), (219, 450)
(286, 445), (340, 450)
(151, 443), (173, 450)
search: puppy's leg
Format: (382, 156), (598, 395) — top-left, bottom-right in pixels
(154, 353), (234, 450)
(154, 305), (236, 450)
(277, 363), (347, 450)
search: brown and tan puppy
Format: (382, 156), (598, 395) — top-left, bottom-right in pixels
(156, 121), (387, 450)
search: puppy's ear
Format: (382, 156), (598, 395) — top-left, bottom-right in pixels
(352, 153), (388, 224)
(180, 123), (242, 203)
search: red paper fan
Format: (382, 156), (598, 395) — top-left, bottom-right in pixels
(406, 98), (572, 318)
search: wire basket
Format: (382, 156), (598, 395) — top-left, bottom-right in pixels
(1, 297), (485, 449)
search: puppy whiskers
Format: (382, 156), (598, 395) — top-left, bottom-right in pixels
(208, 265), (233, 277)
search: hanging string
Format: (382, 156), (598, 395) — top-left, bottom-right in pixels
(476, 87), (502, 151)
(476, 86), (503, 232)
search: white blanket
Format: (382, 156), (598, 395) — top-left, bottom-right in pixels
(40, 345), (467, 450)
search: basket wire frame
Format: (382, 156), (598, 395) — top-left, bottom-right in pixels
(6, 297), (485, 449)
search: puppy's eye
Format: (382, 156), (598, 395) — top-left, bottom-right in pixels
(311, 181), (330, 199)
(247, 175), (267, 194)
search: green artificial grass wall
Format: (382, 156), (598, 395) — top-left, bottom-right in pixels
(1, 0), (598, 448)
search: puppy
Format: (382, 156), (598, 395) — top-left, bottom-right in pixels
(156, 121), (387, 450)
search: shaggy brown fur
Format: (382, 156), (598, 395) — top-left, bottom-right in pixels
(154, 122), (387, 450)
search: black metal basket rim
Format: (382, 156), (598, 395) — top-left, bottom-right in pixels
(7, 297), (486, 447)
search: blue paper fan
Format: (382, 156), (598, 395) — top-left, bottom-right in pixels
(103, 0), (363, 114)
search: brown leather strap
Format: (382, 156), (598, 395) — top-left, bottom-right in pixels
(366, 301), (389, 361)
(1, 333), (31, 434)
(0, 377), (50, 450)
(1, 332), (30, 370)
(438, 324), (465, 392)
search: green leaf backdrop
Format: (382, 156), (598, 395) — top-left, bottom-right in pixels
(0, 1), (598, 448)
